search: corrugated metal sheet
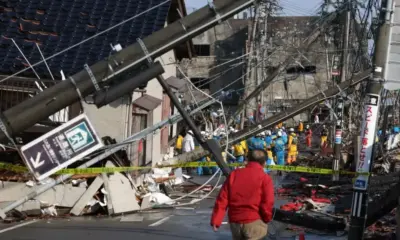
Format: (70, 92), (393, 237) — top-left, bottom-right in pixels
(0, 0), (171, 78)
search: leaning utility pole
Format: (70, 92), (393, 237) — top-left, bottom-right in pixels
(333, 0), (351, 181)
(244, 5), (259, 124)
(348, 0), (392, 238)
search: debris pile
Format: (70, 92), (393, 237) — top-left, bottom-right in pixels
(0, 157), (215, 222)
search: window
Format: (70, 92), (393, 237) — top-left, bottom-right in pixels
(194, 44), (211, 56)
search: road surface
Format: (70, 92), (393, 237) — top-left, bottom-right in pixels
(0, 175), (344, 240)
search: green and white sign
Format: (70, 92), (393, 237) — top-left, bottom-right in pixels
(65, 122), (95, 152)
(21, 114), (103, 181)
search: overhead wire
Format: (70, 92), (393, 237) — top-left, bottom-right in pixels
(0, 0), (172, 83)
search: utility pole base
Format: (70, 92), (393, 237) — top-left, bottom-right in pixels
(348, 190), (369, 239)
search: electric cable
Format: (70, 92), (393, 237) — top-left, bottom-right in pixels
(0, 0), (172, 83)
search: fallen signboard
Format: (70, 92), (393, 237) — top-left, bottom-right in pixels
(20, 114), (103, 181)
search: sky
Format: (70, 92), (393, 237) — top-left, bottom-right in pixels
(185, 0), (323, 16)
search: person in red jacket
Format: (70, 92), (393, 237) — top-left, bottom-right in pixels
(210, 149), (275, 239)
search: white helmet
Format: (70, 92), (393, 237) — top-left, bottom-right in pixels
(201, 131), (206, 135)
(281, 126), (285, 130)
(266, 130), (272, 135)
(261, 132), (266, 136)
(258, 125), (263, 129)
(234, 129), (239, 133)
(213, 132), (218, 137)
(277, 131), (282, 137)
(289, 128), (294, 132)
(188, 130), (193, 134)
(306, 125), (310, 129)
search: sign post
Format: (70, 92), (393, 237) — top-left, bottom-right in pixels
(21, 114), (103, 181)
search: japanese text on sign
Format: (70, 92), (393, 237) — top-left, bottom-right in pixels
(354, 94), (379, 190)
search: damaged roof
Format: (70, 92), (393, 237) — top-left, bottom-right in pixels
(0, 0), (172, 78)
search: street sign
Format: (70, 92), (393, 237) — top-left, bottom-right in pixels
(353, 94), (379, 190)
(21, 114), (103, 181)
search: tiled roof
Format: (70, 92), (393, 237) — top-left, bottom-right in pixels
(0, 0), (171, 78)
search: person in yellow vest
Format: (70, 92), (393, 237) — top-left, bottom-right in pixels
(320, 125), (329, 149)
(175, 132), (184, 155)
(287, 128), (298, 164)
(298, 120), (304, 134)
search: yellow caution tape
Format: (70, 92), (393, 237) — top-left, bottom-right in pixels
(0, 161), (369, 176)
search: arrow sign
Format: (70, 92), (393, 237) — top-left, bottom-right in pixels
(20, 114), (102, 181)
(30, 152), (44, 169)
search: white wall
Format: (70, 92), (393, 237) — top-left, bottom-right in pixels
(131, 50), (177, 166)
(83, 95), (131, 143)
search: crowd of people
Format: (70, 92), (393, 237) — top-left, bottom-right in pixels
(173, 120), (337, 176)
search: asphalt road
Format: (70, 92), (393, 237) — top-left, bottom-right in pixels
(0, 176), (344, 240)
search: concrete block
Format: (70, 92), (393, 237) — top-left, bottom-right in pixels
(106, 161), (140, 214)
(70, 176), (104, 216)
(140, 194), (152, 210)
(0, 200), (41, 216)
(0, 182), (86, 207)
(102, 173), (114, 215)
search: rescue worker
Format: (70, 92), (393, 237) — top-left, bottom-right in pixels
(250, 133), (268, 151)
(287, 128), (298, 164)
(281, 127), (288, 144)
(273, 131), (286, 166)
(314, 114), (320, 124)
(183, 130), (195, 174)
(240, 136), (248, 156)
(265, 131), (274, 174)
(211, 150), (274, 239)
(183, 130), (195, 153)
(320, 125), (329, 149)
(264, 130), (273, 146)
(233, 139), (245, 164)
(305, 125), (313, 148)
(298, 120), (304, 134)
(197, 131), (209, 176)
(387, 127), (400, 150)
(247, 135), (257, 151)
(175, 130), (184, 155)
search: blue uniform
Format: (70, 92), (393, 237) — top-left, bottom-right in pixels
(246, 137), (256, 150)
(265, 136), (273, 146)
(282, 133), (288, 144)
(197, 156), (207, 175)
(273, 137), (286, 165)
(249, 137), (267, 151)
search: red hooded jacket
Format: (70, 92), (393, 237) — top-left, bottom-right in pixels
(210, 162), (274, 227)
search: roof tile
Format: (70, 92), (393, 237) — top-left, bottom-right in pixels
(0, 0), (171, 78)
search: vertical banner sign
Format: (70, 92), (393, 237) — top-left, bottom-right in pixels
(335, 98), (344, 144)
(354, 94), (380, 190)
(20, 114), (103, 181)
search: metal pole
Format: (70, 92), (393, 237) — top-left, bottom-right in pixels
(333, 2), (351, 181)
(347, 0), (392, 238)
(171, 70), (370, 164)
(0, 98), (216, 218)
(0, 0), (256, 144)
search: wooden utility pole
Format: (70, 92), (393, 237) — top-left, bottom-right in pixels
(348, 0), (392, 238)
(333, 0), (351, 181)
